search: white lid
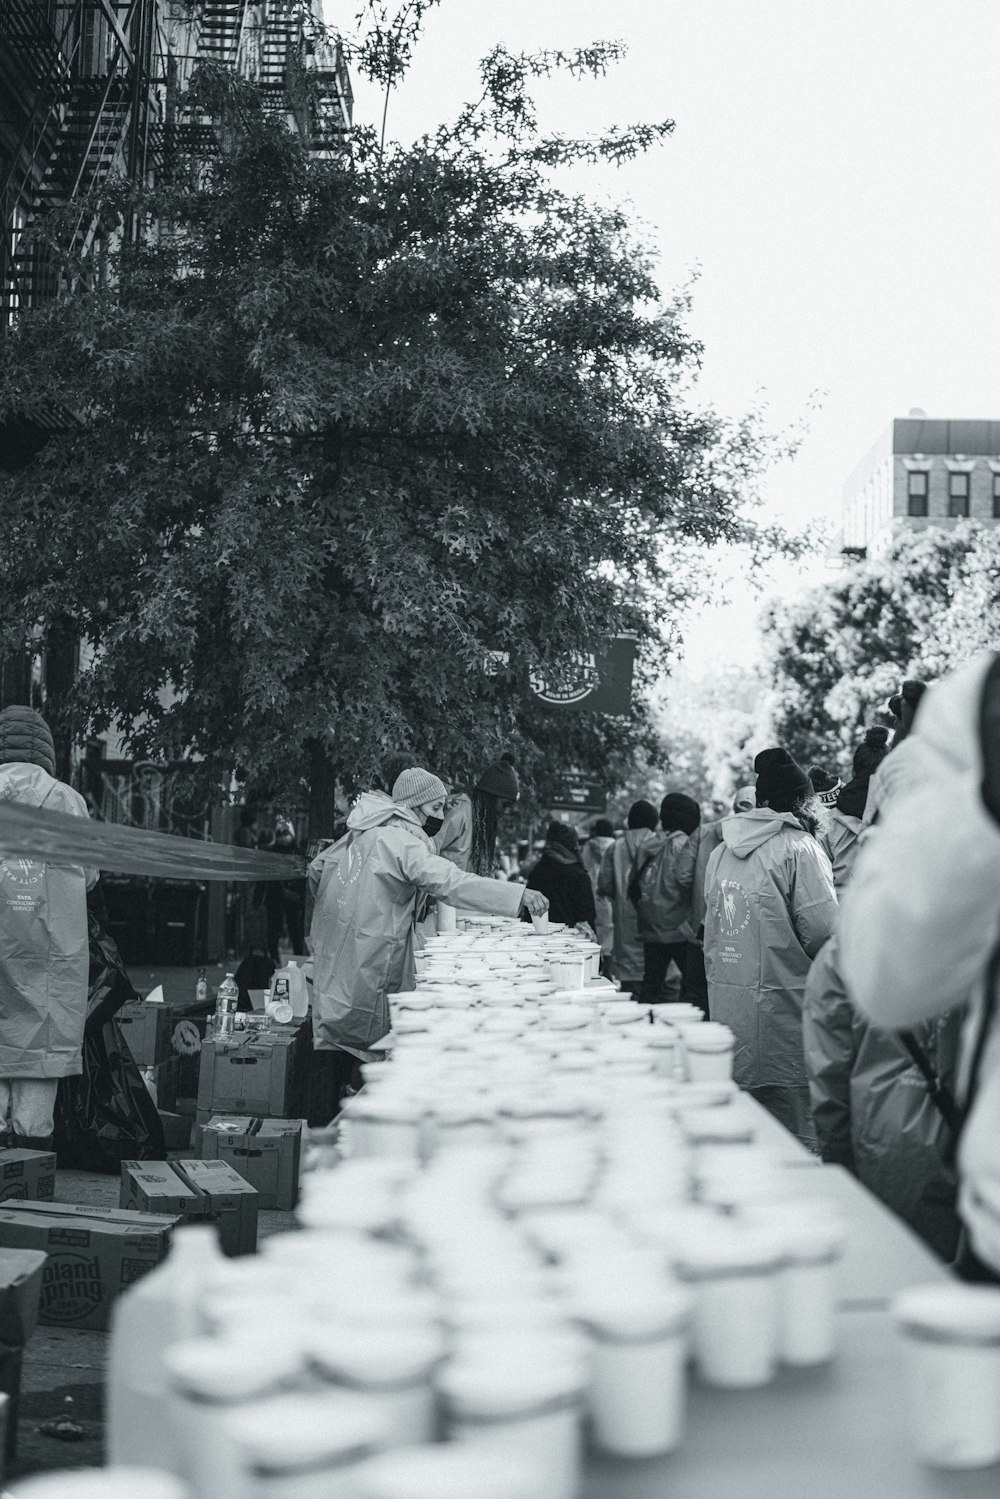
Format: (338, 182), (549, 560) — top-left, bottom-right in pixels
(439, 1354), (587, 1418)
(223, 1391), (388, 1474)
(684, 1029), (735, 1054)
(164, 1335), (302, 1400)
(309, 1324), (443, 1385)
(681, 1109), (754, 1144)
(575, 1284), (694, 1341)
(393, 993), (435, 1010)
(270, 1000), (294, 1023)
(8, 1474), (189, 1499)
(672, 1222), (786, 1277)
(893, 1284), (1000, 1343)
(355, 1446), (543, 1499)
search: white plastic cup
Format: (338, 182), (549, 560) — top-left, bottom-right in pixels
(223, 1390), (389, 1499)
(339, 1097), (424, 1160)
(673, 1225), (784, 1388)
(893, 1284), (1000, 1468)
(439, 1357), (586, 1499)
(742, 1203), (845, 1366)
(576, 1287), (693, 1457)
(438, 903), (458, 933)
(683, 1024), (735, 1083)
(309, 1325), (444, 1447)
(549, 957), (589, 989)
(354, 1445), (544, 1499)
(530, 912), (551, 934)
(7, 1474), (191, 1499)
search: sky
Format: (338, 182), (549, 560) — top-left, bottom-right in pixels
(331, 0), (1000, 670)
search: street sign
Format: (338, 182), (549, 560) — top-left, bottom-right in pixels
(550, 773), (608, 814)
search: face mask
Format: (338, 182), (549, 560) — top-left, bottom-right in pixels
(422, 815), (444, 837)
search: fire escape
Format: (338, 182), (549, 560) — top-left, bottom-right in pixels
(0, 0), (158, 326)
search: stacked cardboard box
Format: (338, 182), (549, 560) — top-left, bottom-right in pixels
(0, 1150), (56, 1205)
(0, 1247), (49, 1471)
(0, 1202), (176, 1331)
(120, 1158), (258, 1255)
(198, 1116), (302, 1211)
(117, 1001), (175, 1066)
(197, 1022), (307, 1119)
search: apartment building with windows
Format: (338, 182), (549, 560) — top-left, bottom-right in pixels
(842, 412), (1000, 554)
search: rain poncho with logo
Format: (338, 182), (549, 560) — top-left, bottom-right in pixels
(597, 828), (664, 984)
(840, 654), (1000, 1274)
(309, 793), (524, 1055)
(704, 809), (837, 1096)
(0, 763), (98, 1078)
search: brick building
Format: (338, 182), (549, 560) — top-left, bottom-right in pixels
(842, 412), (1000, 555)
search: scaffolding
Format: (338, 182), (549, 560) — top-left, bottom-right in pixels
(0, 0), (353, 325)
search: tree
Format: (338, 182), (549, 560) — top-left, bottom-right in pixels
(0, 8), (783, 831)
(757, 524), (1000, 773)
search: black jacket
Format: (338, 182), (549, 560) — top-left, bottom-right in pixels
(524, 853), (597, 928)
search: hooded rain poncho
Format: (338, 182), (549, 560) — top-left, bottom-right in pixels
(597, 828), (664, 984)
(703, 808), (837, 1091)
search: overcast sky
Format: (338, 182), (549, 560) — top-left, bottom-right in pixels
(334, 0), (1000, 667)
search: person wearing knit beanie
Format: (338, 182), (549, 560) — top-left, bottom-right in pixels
(391, 768), (448, 810)
(468, 753), (520, 876)
(476, 754), (519, 803)
(308, 764), (549, 1091)
(0, 706), (97, 1151)
(828, 727), (892, 889)
(754, 748), (807, 808)
(888, 679), (928, 745)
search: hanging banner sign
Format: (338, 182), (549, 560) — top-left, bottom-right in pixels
(529, 634), (637, 714)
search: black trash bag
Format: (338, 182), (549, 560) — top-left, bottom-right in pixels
(83, 911), (136, 1034)
(53, 918), (166, 1172)
(234, 951), (275, 1011)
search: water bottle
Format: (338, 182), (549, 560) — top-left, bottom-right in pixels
(215, 973), (239, 1042)
(195, 967), (208, 1006)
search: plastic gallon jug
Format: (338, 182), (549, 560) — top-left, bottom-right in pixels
(107, 1226), (224, 1471)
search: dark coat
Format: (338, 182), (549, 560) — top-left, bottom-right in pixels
(525, 852), (597, 929)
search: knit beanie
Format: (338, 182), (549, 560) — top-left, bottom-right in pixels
(476, 753), (519, 803)
(808, 766), (843, 807)
(755, 747), (810, 808)
(852, 725), (890, 779)
(392, 767), (448, 808)
(627, 800), (659, 831)
(590, 818), (615, 839)
(0, 706), (56, 776)
(659, 792), (701, 836)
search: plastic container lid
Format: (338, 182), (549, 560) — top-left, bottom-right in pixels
(575, 1284), (694, 1342)
(439, 1354), (587, 1419)
(310, 1324), (444, 1386)
(164, 1335), (302, 1401)
(893, 1284), (1000, 1344)
(223, 1391), (388, 1476)
(684, 1028), (736, 1054)
(671, 1222), (787, 1278)
(354, 1445), (544, 1499)
(8, 1473), (190, 1499)
(681, 1109), (755, 1144)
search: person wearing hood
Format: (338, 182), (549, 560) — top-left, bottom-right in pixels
(597, 801), (662, 996)
(839, 657), (1000, 1283)
(637, 793), (701, 1005)
(826, 727), (890, 890)
(703, 748), (837, 1142)
(0, 706), (98, 1150)
(862, 680), (928, 827)
(308, 767), (548, 1066)
(581, 818), (616, 962)
(523, 822), (597, 930)
(676, 784), (756, 1013)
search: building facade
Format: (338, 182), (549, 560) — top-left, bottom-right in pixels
(842, 414), (1000, 555)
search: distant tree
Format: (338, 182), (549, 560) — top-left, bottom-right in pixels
(0, 5), (784, 832)
(758, 525), (995, 771)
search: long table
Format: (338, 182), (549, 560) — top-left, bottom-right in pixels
(584, 1308), (996, 1498)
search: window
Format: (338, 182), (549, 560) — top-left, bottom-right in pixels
(993, 473), (1000, 519)
(948, 471), (970, 518)
(907, 470), (928, 517)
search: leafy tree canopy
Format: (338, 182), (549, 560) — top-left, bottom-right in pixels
(758, 523), (1000, 774)
(0, 2), (788, 829)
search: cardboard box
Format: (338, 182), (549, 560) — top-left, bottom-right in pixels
(197, 1028), (306, 1118)
(176, 1160), (258, 1256)
(118, 1001), (175, 1067)
(0, 1201), (176, 1331)
(120, 1159), (258, 1256)
(0, 1151), (56, 1205)
(0, 1249), (47, 1346)
(199, 1115), (302, 1211)
(144, 1055), (180, 1114)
